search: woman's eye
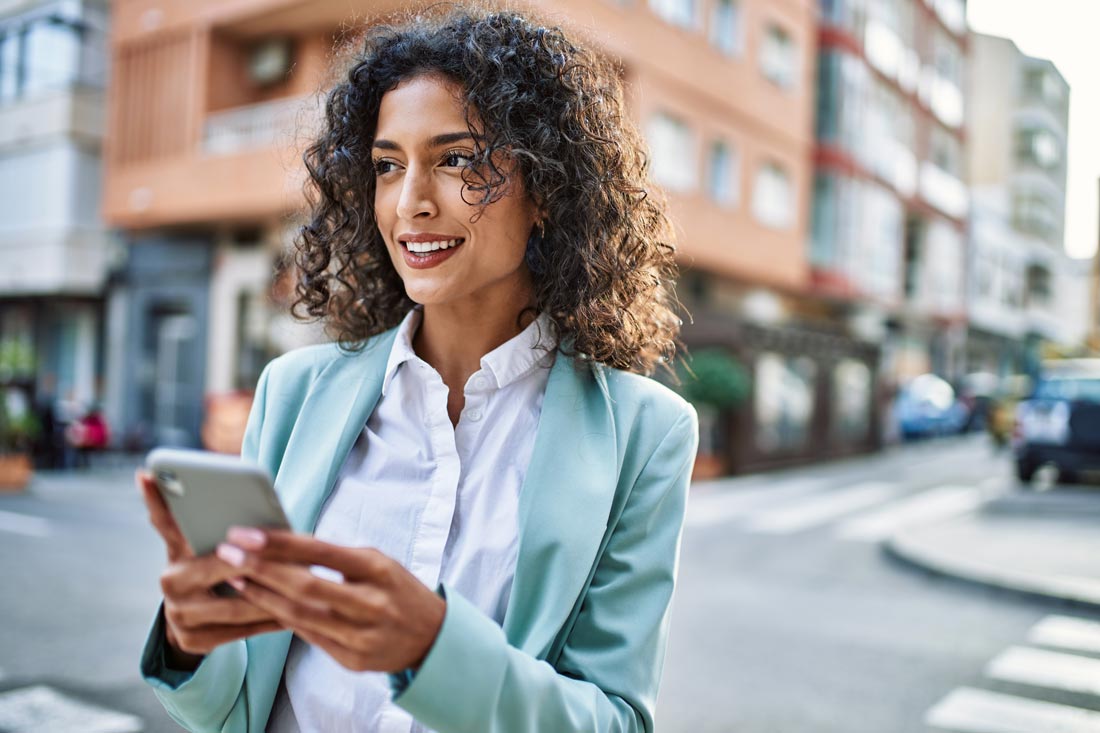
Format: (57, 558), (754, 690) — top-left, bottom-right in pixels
(373, 159), (399, 175)
(442, 151), (474, 168)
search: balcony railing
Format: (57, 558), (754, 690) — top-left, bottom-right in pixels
(203, 95), (316, 155)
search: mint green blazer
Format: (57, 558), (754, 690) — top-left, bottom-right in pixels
(141, 324), (698, 733)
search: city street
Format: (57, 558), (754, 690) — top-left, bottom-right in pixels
(0, 435), (1098, 732)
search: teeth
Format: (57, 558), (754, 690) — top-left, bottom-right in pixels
(405, 239), (462, 253)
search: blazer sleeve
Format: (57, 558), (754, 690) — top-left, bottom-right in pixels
(392, 406), (699, 733)
(138, 363), (273, 733)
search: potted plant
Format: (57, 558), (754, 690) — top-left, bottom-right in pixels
(677, 348), (750, 480)
(0, 339), (38, 491)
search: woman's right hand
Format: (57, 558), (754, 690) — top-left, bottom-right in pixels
(137, 470), (284, 670)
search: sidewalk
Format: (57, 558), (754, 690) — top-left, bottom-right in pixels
(885, 487), (1100, 609)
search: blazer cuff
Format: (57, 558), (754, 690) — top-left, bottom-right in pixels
(139, 603), (248, 728)
(391, 583), (510, 730)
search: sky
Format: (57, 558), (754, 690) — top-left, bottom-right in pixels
(967, 0), (1100, 259)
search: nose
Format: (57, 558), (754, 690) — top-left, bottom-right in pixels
(395, 165), (439, 220)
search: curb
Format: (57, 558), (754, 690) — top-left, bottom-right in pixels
(883, 531), (1100, 611)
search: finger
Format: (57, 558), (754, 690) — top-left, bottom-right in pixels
(172, 619), (285, 655)
(236, 577), (367, 650)
(137, 470), (190, 561)
(217, 544), (382, 622)
(161, 554), (250, 597)
(290, 624), (371, 672)
(165, 596), (276, 629)
(227, 527), (386, 582)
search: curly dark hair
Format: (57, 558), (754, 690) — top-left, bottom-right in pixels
(293, 3), (684, 376)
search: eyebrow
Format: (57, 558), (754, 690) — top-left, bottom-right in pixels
(372, 132), (477, 151)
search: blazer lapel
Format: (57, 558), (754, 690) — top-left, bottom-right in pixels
(502, 355), (618, 659)
(275, 333), (398, 533)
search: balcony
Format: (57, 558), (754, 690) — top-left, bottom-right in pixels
(203, 95), (316, 156)
(918, 162), (968, 220)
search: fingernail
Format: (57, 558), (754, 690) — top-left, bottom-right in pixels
(227, 526), (267, 550)
(228, 577), (246, 591)
(217, 543), (246, 567)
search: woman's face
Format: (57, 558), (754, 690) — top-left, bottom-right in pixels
(372, 74), (539, 310)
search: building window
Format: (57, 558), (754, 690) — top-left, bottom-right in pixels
(810, 173), (836, 267)
(929, 125), (962, 177)
(1024, 67), (1065, 107)
(1026, 264), (1052, 305)
(752, 161), (794, 229)
(646, 112), (696, 192)
(755, 352), (817, 454)
(1015, 125), (1062, 170)
(648, 0), (697, 29)
(1013, 191), (1060, 241)
(760, 23), (798, 89)
(0, 8), (103, 105)
(706, 139), (738, 205)
(708, 0), (742, 56)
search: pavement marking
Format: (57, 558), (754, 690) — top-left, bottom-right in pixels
(0, 509), (53, 538)
(834, 485), (987, 541)
(740, 481), (899, 534)
(1029, 616), (1100, 655)
(684, 478), (831, 528)
(985, 646), (1100, 697)
(925, 686), (1100, 733)
(0, 685), (143, 733)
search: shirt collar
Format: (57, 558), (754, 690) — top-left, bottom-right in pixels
(381, 307), (556, 396)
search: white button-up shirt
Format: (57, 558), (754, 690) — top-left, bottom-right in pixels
(267, 306), (556, 733)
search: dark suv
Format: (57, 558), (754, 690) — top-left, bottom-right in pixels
(1013, 360), (1100, 485)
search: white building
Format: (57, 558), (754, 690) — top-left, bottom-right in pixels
(0, 0), (112, 430)
(966, 33), (1071, 376)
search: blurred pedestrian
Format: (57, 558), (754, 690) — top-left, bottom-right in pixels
(137, 7), (698, 733)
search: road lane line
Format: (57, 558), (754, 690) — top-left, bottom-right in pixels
(0, 685), (143, 733)
(740, 481), (899, 534)
(685, 478), (830, 528)
(1029, 616), (1100, 655)
(835, 485), (986, 541)
(0, 510), (53, 538)
(985, 646), (1100, 697)
(925, 686), (1100, 733)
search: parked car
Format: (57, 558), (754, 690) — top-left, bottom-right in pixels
(1013, 359), (1100, 485)
(895, 373), (968, 440)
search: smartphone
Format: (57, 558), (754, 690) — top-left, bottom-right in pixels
(146, 447), (291, 558)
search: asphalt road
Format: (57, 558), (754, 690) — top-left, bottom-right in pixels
(0, 436), (1096, 732)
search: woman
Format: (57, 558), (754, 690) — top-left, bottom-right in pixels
(138, 7), (698, 733)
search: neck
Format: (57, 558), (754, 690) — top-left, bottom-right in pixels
(412, 290), (539, 386)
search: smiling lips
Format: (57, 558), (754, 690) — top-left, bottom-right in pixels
(398, 233), (466, 268)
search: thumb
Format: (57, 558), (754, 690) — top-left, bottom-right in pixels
(137, 470), (192, 562)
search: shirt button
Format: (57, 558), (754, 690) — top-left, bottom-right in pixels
(472, 375), (488, 390)
(467, 408), (483, 422)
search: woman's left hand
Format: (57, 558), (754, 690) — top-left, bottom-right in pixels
(215, 527), (446, 673)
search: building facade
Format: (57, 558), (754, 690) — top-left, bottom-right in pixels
(965, 32), (1071, 377)
(811, 0), (970, 390)
(0, 0), (112, 462)
(103, 0), (834, 469)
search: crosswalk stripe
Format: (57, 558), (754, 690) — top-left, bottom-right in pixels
(925, 686), (1100, 733)
(685, 478), (831, 528)
(0, 685), (143, 733)
(740, 481), (899, 534)
(835, 485), (986, 541)
(985, 646), (1100, 697)
(1029, 616), (1100, 655)
(0, 510), (53, 538)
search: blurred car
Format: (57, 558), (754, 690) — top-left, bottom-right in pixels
(895, 373), (968, 440)
(1013, 359), (1100, 485)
